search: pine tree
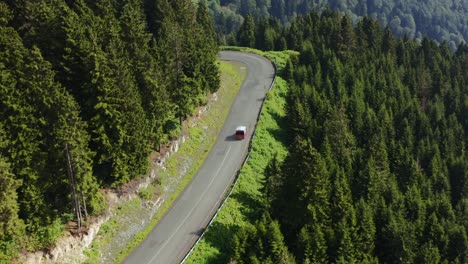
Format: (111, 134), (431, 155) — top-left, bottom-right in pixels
(355, 199), (377, 262)
(0, 12), (103, 245)
(156, 8), (195, 127)
(0, 151), (25, 262)
(196, 0), (220, 92)
(51, 87), (104, 218)
(415, 242), (441, 264)
(0, 24), (68, 233)
(120, 0), (173, 149)
(381, 27), (396, 57)
(238, 14), (256, 47)
(296, 217), (328, 263)
(447, 225), (468, 263)
(324, 104), (356, 173)
(266, 220), (294, 264)
(262, 154), (283, 209)
(334, 15), (356, 60)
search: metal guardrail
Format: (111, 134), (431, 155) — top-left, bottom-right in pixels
(181, 58), (277, 264)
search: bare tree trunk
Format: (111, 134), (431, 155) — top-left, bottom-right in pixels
(65, 143), (82, 231)
(81, 191), (88, 223)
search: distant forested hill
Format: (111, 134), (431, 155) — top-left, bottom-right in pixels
(207, 0), (467, 50)
(0, 0), (218, 261)
(222, 9), (468, 264)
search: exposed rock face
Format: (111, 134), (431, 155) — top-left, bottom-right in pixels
(22, 215), (109, 264)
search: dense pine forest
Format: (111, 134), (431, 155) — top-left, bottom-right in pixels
(227, 10), (468, 264)
(0, 0), (219, 261)
(207, 0), (467, 50)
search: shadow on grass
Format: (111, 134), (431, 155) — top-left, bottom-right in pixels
(202, 221), (240, 264)
(201, 191), (265, 263)
(230, 191), (264, 220)
(265, 111), (291, 146)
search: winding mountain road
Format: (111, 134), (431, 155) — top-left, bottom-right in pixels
(123, 51), (275, 264)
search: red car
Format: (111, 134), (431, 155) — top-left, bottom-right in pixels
(235, 126), (247, 139)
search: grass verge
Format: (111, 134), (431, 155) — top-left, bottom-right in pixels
(114, 60), (247, 263)
(84, 60), (247, 263)
(185, 49), (292, 263)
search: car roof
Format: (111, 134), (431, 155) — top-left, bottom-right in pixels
(236, 126), (247, 131)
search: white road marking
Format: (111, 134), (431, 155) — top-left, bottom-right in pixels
(148, 145), (232, 264)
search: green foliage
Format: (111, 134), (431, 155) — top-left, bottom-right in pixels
(0, 239), (18, 264)
(36, 218), (64, 249)
(221, 46), (299, 71)
(208, 0), (467, 50)
(0, 153), (25, 262)
(138, 186), (152, 200)
(264, 10), (466, 264)
(0, 15), (100, 253)
(207, 9), (467, 264)
(0, 0), (220, 258)
(238, 14), (256, 47)
(187, 55), (291, 263)
(100, 219), (119, 236)
(114, 60), (244, 263)
(0, 2), (12, 25)
(231, 214), (295, 264)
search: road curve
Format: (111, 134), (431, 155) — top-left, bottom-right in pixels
(123, 51), (275, 264)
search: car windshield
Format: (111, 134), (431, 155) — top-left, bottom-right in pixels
(236, 130), (244, 135)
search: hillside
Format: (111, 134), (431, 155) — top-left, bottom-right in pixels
(189, 9), (468, 264)
(0, 0), (219, 262)
(207, 0), (467, 50)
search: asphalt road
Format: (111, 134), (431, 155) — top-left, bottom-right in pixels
(123, 51), (275, 264)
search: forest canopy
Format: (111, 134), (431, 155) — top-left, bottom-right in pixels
(0, 0), (219, 261)
(225, 9), (468, 264)
(207, 0), (467, 50)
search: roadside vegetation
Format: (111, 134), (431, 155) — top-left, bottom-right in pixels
(186, 48), (294, 263)
(2, 0), (466, 262)
(0, 1), (219, 261)
(84, 60), (246, 263)
(222, 46), (296, 71)
(191, 9), (468, 264)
